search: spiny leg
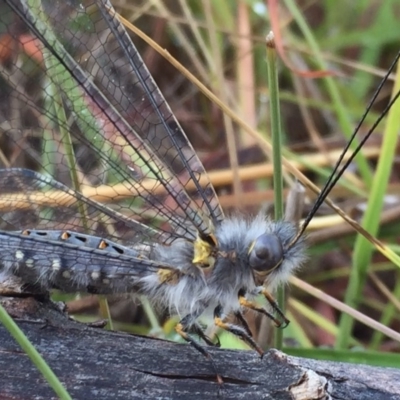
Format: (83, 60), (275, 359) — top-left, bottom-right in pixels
(259, 287), (290, 328)
(189, 322), (220, 347)
(238, 287), (289, 328)
(214, 305), (264, 357)
(239, 293), (283, 328)
(233, 310), (253, 338)
(175, 314), (223, 384)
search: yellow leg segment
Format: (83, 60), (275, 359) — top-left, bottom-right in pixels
(214, 314), (264, 357)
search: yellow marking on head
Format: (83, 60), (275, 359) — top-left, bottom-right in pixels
(247, 240), (256, 254)
(252, 259), (283, 284)
(267, 258), (283, 274)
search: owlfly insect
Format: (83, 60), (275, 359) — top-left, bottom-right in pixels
(0, 0), (400, 389)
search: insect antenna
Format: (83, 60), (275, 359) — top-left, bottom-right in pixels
(288, 49), (400, 248)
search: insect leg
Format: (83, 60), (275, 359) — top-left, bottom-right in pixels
(233, 310), (253, 338)
(239, 291), (289, 328)
(175, 315), (223, 384)
(189, 323), (220, 347)
(214, 306), (264, 357)
(259, 287), (290, 328)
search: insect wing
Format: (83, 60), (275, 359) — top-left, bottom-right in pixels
(0, 168), (173, 245)
(0, 0), (223, 246)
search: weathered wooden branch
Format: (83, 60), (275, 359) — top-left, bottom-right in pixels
(1, 295), (399, 400)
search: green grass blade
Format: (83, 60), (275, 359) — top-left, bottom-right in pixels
(370, 274), (400, 349)
(0, 303), (72, 399)
(336, 59), (400, 349)
(42, 46), (89, 231)
(285, 347), (400, 368)
(266, 32), (285, 349)
(284, 0), (372, 187)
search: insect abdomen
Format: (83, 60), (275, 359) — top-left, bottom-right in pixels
(0, 231), (154, 294)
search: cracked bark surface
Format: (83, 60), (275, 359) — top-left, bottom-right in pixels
(1, 295), (399, 400)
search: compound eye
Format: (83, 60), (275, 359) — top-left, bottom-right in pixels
(249, 234), (283, 272)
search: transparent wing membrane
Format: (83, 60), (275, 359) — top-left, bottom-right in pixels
(0, 168), (174, 245)
(0, 0), (223, 247)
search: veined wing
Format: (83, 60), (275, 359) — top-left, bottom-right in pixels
(0, 0), (224, 244)
(0, 168), (176, 245)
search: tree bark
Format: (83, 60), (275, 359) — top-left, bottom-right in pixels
(1, 295), (399, 400)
